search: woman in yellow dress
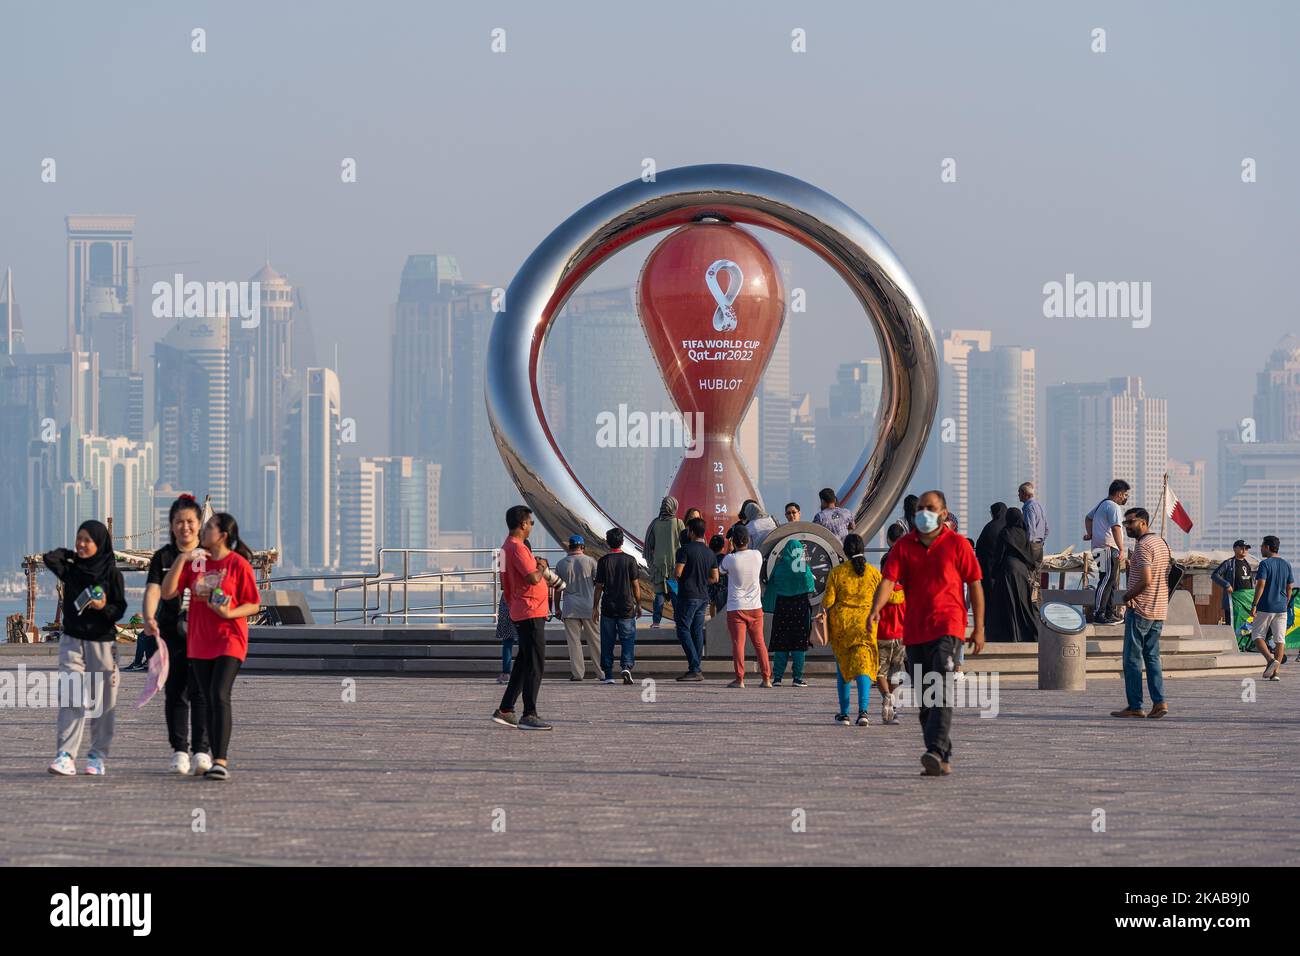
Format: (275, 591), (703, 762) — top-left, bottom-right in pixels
(821, 533), (880, 725)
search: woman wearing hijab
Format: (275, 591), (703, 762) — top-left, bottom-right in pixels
(986, 507), (1038, 642)
(763, 538), (816, 686)
(44, 520), (127, 776)
(975, 502), (1009, 584)
(643, 497), (685, 628)
(822, 533), (880, 725)
(739, 500), (777, 551)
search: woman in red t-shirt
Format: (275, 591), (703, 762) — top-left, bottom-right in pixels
(160, 512), (260, 781)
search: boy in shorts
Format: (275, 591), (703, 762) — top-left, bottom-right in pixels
(1250, 535), (1295, 681)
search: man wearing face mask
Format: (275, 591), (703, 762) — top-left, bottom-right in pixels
(869, 490), (984, 777)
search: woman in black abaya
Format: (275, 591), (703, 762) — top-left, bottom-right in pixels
(987, 507), (1038, 643)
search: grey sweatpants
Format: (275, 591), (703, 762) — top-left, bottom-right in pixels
(562, 616), (604, 680)
(55, 634), (120, 758)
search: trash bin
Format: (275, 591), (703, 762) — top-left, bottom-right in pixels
(1037, 601), (1087, 690)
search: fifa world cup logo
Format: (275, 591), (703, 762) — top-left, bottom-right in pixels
(637, 223), (785, 534)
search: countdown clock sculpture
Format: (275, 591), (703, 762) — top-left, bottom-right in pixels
(485, 164), (939, 566)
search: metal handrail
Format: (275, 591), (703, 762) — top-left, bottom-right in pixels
(308, 546), (569, 626)
(279, 544), (895, 627)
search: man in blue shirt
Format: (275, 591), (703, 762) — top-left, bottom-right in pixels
(1250, 535), (1295, 680)
(1018, 482), (1048, 544)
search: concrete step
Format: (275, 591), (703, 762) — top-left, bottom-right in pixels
(248, 623), (1201, 645)
(247, 640), (719, 659)
(242, 647), (1268, 676)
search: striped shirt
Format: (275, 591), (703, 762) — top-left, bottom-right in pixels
(1129, 534), (1171, 621)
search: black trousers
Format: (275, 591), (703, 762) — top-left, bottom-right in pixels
(163, 632), (210, 754)
(1095, 547), (1120, 619)
(130, 632), (157, 667)
(499, 617), (545, 716)
(906, 635), (960, 761)
(190, 656), (242, 760)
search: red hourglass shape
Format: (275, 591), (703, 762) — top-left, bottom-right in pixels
(637, 223), (786, 536)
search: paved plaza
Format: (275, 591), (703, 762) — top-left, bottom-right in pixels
(1, 651), (1297, 866)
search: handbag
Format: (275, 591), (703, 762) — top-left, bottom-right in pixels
(1166, 552), (1185, 594)
(810, 610), (828, 647)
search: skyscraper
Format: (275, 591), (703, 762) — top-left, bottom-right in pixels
(1044, 381), (1109, 545)
(968, 346), (1038, 516)
(339, 458), (380, 570)
(1, 345), (105, 560)
(339, 456), (440, 569)
(1046, 377), (1167, 541)
(828, 358), (882, 420)
(251, 262), (295, 461)
(258, 457), (282, 557)
(83, 282), (144, 442)
(815, 359), (880, 498)
(541, 285), (677, 543)
(281, 367), (341, 570)
(1252, 334), (1300, 442)
(450, 286), (528, 549)
(388, 255), (471, 462)
(789, 392), (818, 508)
(1203, 337), (1300, 549)
(0, 350), (56, 566)
(67, 215), (134, 351)
(758, 320), (792, 510)
(1, 268), (25, 355)
(155, 314), (231, 510)
(914, 330), (991, 527)
(71, 432), (158, 548)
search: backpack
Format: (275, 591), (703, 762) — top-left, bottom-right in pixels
(1139, 533), (1182, 598)
(1166, 553), (1185, 594)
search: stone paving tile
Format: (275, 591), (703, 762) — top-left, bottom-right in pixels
(1, 654), (1297, 866)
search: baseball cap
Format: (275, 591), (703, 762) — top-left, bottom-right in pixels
(1232, 539), (1250, 549)
(567, 535), (584, 547)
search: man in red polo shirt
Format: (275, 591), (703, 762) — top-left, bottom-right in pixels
(869, 489), (984, 776)
(491, 505), (554, 731)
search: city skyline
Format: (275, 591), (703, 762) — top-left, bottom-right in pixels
(4, 209), (1298, 567)
(4, 2), (1296, 481)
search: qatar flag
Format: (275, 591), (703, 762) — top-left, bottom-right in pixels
(1163, 484), (1194, 534)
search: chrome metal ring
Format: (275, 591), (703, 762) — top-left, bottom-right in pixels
(486, 164), (938, 563)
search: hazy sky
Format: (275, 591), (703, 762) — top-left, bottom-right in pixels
(4, 0), (1297, 503)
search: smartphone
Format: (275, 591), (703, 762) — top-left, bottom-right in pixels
(74, 585), (104, 613)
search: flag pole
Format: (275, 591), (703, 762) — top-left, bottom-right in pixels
(1158, 473), (1168, 540)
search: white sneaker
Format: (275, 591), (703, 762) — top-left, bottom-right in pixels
(882, 699), (897, 724)
(954, 671), (968, 682)
(48, 752), (76, 776)
(84, 753), (106, 776)
(192, 752), (213, 775)
(171, 751), (191, 775)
